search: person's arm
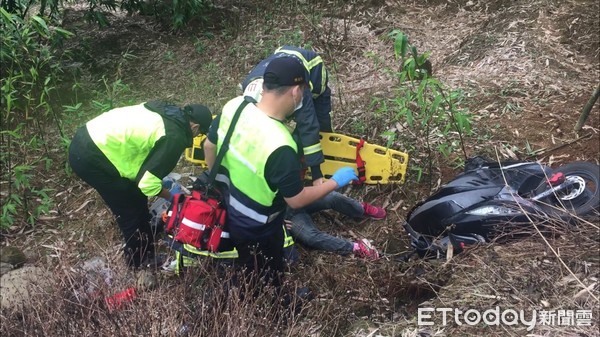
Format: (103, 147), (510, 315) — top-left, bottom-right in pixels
(285, 167), (358, 208)
(157, 187), (172, 200)
(284, 180), (337, 209)
(266, 147), (356, 209)
(294, 86), (325, 180)
(204, 116), (220, 170)
(204, 139), (217, 170)
(312, 178), (325, 186)
(136, 136), (186, 197)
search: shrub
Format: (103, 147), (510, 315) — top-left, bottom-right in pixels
(373, 30), (473, 185)
(1, 9), (70, 229)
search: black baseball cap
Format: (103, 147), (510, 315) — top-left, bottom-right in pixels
(263, 56), (307, 86)
(184, 104), (212, 133)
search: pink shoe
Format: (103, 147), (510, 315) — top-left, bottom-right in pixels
(353, 239), (379, 260)
(362, 202), (386, 220)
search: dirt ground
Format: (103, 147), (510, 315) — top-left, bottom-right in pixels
(2, 0), (599, 335)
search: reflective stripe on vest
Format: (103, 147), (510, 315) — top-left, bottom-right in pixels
(174, 251), (239, 275)
(216, 173), (282, 224)
(170, 235), (239, 261)
(182, 244), (238, 259)
(283, 226), (295, 248)
(275, 47), (323, 71)
(172, 223), (293, 270)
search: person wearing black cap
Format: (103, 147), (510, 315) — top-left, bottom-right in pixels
(68, 100), (212, 268)
(204, 57), (357, 291)
(241, 46), (332, 187)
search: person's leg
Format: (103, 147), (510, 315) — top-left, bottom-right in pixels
(288, 212), (353, 255)
(102, 187), (152, 267)
(261, 226), (285, 289)
(69, 135), (153, 267)
(228, 237), (258, 299)
(303, 191), (386, 220)
(302, 191), (364, 217)
(83, 175), (152, 267)
(231, 226), (284, 291)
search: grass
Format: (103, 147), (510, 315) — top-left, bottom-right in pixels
(0, 247), (332, 336)
(2, 214), (597, 336)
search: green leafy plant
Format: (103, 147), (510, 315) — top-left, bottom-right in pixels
(1, 10), (70, 231)
(164, 49), (175, 62)
(63, 102), (83, 114)
(1, 8), (72, 124)
(1, 194), (20, 228)
(350, 119), (367, 135)
(85, 52), (132, 115)
(99, 76), (129, 110)
(26, 187), (54, 224)
(194, 38), (206, 54)
(2, 0), (214, 31)
(374, 30), (473, 185)
(1, 0), (62, 19)
(1, 161), (54, 229)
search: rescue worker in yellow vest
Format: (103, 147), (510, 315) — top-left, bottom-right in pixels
(241, 46), (332, 186)
(204, 57), (358, 289)
(68, 101), (212, 268)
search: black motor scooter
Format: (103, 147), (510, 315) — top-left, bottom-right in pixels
(404, 157), (600, 259)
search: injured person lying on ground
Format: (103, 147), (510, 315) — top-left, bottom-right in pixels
(285, 191), (385, 260)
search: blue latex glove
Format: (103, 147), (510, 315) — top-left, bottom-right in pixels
(162, 178), (182, 202)
(170, 183), (183, 196)
(162, 179), (174, 190)
(330, 167), (358, 188)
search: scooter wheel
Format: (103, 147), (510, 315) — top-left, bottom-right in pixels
(535, 162), (600, 218)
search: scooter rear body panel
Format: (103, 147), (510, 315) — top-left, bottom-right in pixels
(407, 162), (553, 238)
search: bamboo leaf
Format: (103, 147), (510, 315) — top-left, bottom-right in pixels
(31, 16), (49, 37)
(400, 34), (408, 58)
(54, 27), (74, 37)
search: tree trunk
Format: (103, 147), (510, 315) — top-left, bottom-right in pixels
(575, 84), (600, 132)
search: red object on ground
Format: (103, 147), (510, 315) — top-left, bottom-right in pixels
(548, 172), (565, 186)
(352, 138), (366, 185)
(105, 287), (137, 311)
(362, 202), (387, 219)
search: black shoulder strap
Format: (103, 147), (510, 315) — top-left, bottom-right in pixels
(207, 99), (251, 185)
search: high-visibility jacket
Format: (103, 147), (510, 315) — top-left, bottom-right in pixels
(241, 46), (331, 177)
(215, 96), (297, 235)
(85, 102), (192, 197)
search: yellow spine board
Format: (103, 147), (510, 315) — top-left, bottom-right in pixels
(185, 132), (409, 184)
(184, 134), (208, 168)
(311, 132), (408, 184)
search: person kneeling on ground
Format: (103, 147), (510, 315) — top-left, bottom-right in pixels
(203, 56), (359, 292)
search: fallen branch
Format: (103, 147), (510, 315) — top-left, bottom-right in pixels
(526, 133), (592, 158)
